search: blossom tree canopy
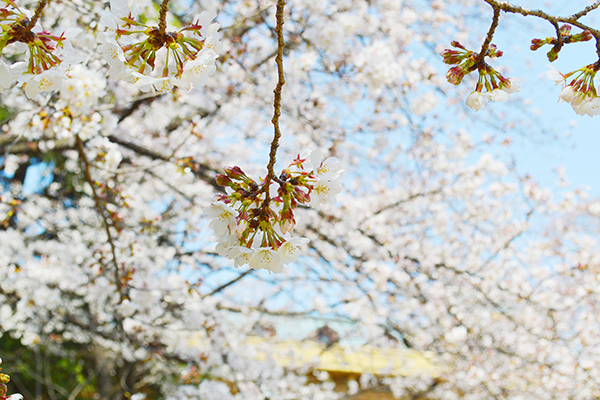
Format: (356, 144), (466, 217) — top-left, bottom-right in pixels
(0, 0), (599, 399)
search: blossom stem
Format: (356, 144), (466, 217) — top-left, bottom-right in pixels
(27, 0), (49, 29)
(475, 7), (500, 67)
(266, 0), (286, 186)
(158, 0), (171, 34)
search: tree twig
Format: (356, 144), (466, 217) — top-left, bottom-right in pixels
(158, 0), (171, 34)
(27, 0), (49, 29)
(75, 135), (123, 302)
(483, 0), (600, 56)
(266, 0), (286, 185)
(475, 6), (501, 65)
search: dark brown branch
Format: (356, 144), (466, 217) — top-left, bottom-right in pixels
(106, 134), (222, 192)
(75, 135), (123, 303)
(551, 21), (564, 54)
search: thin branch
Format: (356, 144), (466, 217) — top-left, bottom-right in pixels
(570, 0), (600, 20)
(27, 0), (48, 29)
(0, 131), (25, 171)
(75, 135), (123, 303)
(204, 270), (253, 298)
(158, 0), (171, 34)
(483, 0), (600, 56)
(476, 6), (501, 65)
(266, 0), (286, 184)
(106, 134), (222, 191)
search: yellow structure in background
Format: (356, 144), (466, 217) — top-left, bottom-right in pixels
(248, 336), (440, 377)
(188, 312), (443, 399)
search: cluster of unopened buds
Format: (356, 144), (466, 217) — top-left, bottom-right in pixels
(531, 24), (592, 62)
(99, 0), (221, 92)
(0, 357), (23, 400)
(204, 150), (343, 273)
(440, 41), (520, 111)
(547, 63), (600, 116)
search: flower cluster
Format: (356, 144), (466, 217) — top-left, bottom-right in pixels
(99, 0), (221, 92)
(0, 357), (23, 400)
(547, 63), (600, 116)
(204, 150), (343, 273)
(531, 24), (592, 61)
(441, 41), (520, 111)
(0, 0), (81, 97)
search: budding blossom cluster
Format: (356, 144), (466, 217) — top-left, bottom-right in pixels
(547, 63), (600, 116)
(204, 150), (343, 273)
(99, 0), (221, 92)
(0, 0), (221, 97)
(440, 41), (520, 111)
(530, 24), (592, 62)
(0, 0), (81, 97)
(441, 24), (600, 115)
(0, 358), (22, 400)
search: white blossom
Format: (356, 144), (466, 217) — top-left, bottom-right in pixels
(249, 248), (283, 273)
(204, 202), (238, 238)
(465, 91), (485, 110)
(278, 237), (310, 264)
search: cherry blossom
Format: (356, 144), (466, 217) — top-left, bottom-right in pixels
(249, 247), (283, 273)
(0, 1), (600, 399)
(98, 0), (221, 91)
(466, 91), (486, 110)
(204, 201), (238, 238)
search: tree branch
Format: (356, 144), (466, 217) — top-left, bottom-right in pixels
(483, 0), (600, 56)
(266, 0), (286, 184)
(75, 135), (123, 303)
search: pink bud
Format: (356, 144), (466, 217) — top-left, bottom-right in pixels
(559, 24), (571, 35)
(451, 41), (466, 50)
(216, 174), (232, 186)
(223, 166), (246, 180)
(293, 187), (310, 203)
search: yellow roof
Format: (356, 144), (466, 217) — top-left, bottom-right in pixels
(246, 337), (440, 377)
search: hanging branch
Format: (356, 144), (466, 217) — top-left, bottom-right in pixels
(158, 0), (171, 35)
(266, 0), (286, 187)
(27, 0), (49, 29)
(474, 7), (501, 66)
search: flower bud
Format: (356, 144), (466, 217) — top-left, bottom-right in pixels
(547, 47), (559, 62)
(293, 187), (311, 203)
(451, 40), (466, 49)
(572, 30), (592, 43)
(446, 66), (467, 85)
(224, 166), (249, 181)
(216, 173), (233, 187)
(530, 38), (545, 51)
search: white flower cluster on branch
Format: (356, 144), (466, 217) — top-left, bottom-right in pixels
(0, 0), (221, 97)
(0, 0), (600, 399)
(98, 0), (221, 92)
(204, 149), (343, 273)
